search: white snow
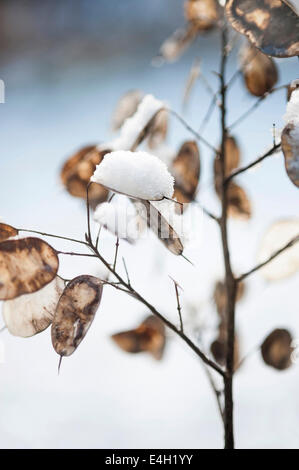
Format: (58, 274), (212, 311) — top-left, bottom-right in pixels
(91, 150), (174, 200)
(103, 94), (164, 151)
(284, 87), (299, 125)
(93, 201), (139, 242)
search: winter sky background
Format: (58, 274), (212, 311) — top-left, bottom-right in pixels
(0, 0), (299, 449)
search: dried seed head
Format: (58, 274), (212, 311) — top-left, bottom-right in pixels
(184, 0), (221, 32)
(281, 122), (299, 188)
(111, 315), (166, 360)
(240, 44), (278, 97)
(172, 141), (200, 204)
(61, 145), (109, 204)
(0, 237), (59, 300)
(2, 276), (64, 337)
(0, 223), (18, 242)
(226, 0), (299, 57)
(261, 328), (294, 370)
(51, 275), (103, 357)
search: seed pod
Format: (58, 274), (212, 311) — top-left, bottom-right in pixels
(257, 219), (299, 280)
(0, 237), (59, 300)
(281, 122), (299, 188)
(240, 44), (278, 97)
(147, 109), (168, 149)
(111, 315), (166, 360)
(111, 89), (143, 131)
(214, 135), (240, 192)
(213, 280), (245, 319)
(184, 0), (221, 32)
(225, 0), (299, 58)
(51, 275), (103, 357)
(159, 26), (197, 63)
(61, 145), (109, 205)
(226, 182), (252, 220)
(172, 141), (200, 204)
(2, 277), (64, 337)
(0, 223), (18, 242)
(210, 334), (240, 369)
(261, 328), (294, 370)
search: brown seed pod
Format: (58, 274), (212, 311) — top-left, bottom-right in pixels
(214, 135), (241, 192)
(226, 182), (252, 220)
(184, 0), (221, 32)
(51, 275), (103, 357)
(61, 145), (109, 205)
(111, 89), (143, 131)
(0, 223), (18, 242)
(281, 122), (299, 188)
(210, 334), (240, 369)
(111, 315), (166, 360)
(2, 277), (65, 337)
(159, 26), (197, 63)
(213, 280), (245, 320)
(240, 44), (278, 97)
(172, 141), (200, 204)
(0, 237), (59, 300)
(261, 328), (294, 370)
(147, 109), (168, 150)
(225, 0), (299, 58)
(135, 200), (184, 256)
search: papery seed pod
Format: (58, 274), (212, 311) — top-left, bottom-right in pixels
(51, 275), (103, 357)
(214, 135), (240, 192)
(61, 145), (109, 205)
(147, 109), (168, 149)
(2, 277), (64, 337)
(287, 79), (299, 101)
(159, 26), (197, 63)
(225, 0), (299, 58)
(213, 280), (245, 319)
(184, 0), (221, 32)
(0, 223), (18, 242)
(261, 328), (294, 370)
(257, 219), (299, 280)
(210, 334), (240, 369)
(172, 141), (200, 204)
(183, 58), (201, 108)
(111, 315), (166, 360)
(0, 237), (59, 300)
(281, 122), (299, 188)
(111, 89), (143, 131)
(226, 182), (252, 220)
(240, 44), (278, 97)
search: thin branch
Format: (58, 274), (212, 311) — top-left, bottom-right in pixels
(86, 182), (92, 243)
(95, 225), (102, 249)
(122, 257), (131, 287)
(168, 108), (218, 153)
(17, 228), (87, 246)
(228, 85), (287, 130)
(225, 142), (281, 184)
(194, 200), (219, 223)
(203, 365), (224, 423)
(199, 93), (218, 133)
(170, 276), (184, 333)
(113, 237), (120, 271)
(56, 250), (98, 258)
(237, 234), (299, 282)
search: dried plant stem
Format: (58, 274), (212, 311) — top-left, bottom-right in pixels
(203, 365), (224, 424)
(225, 143), (281, 183)
(170, 277), (184, 333)
(218, 23), (237, 450)
(237, 234), (299, 282)
(17, 228), (87, 247)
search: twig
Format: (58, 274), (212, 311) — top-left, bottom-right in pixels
(56, 251), (97, 258)
(170, 276), (184, 332)
(86, 182), (92, 243)
(203, 365), (224, 424)
(199, 93), (218, 133)
(237, 234), (299, 282)
(225, 143), (281, 184)
(95, 226), (102, 249)
(17, 228), (87, 246)
(113, 237), (120, 271)
(168, 108), (218, 153)
(122, 257), (131, 287)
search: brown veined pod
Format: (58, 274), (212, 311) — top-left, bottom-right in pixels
(111, 315), (166, 360)
(214, 135), (240, 193)
(0, 237), (59, 300)
(226, 182), (252, 220)
(213, 280), (245, 320)
(261, 328), (294, 370)
(61, 145), (110, 206)
(281, 121), (299, 188)
(172, 141), (200, 205)
(184, 0), (221, 32)
(240, 44), (278, 97)
(225, 0), (299, 58)
(0, 223), (18, 242)
(210, 333), (240, 370)
(51, 275), (103, 358)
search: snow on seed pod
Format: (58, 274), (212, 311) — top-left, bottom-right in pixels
(0, 237), (59, 300)
(261, 328), (294, 370)
(0, 223), (18, 242)
(240, 43), (278, 97)
(225, 0), (299, 58)
(287, 79), (299, 101)
(172, 141), (200, 204)
(2, 276), (65, 337)
(51, 275), (103, 357)
(111, 89), (143, 131)
(111, 315), (166, 360)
